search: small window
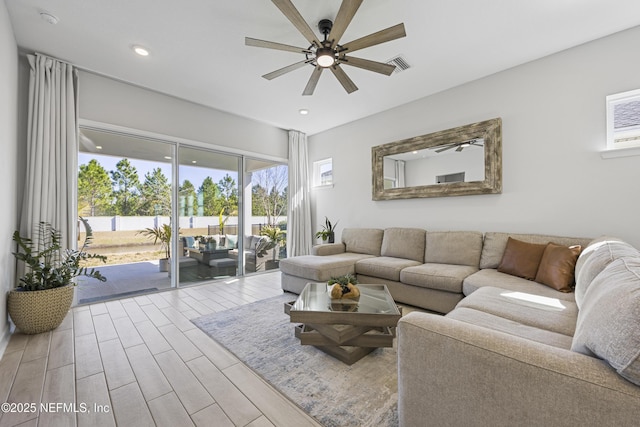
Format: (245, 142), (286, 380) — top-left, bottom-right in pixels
(436, 172), (465, 184)
(606, 89), (640, 150)
(313, 158), (333, 187)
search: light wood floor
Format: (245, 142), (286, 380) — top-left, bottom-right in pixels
(0, 271), (322, 427)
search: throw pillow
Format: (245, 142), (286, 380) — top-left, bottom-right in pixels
(226, 234), (238, 249)
(497, 237), (547, 280)
(534, 243), (582, 292)
(571, 257), (640, 386)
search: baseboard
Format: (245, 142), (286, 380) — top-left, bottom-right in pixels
(0, 323), (12, 360)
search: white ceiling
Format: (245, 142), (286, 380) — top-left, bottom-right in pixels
(6, 0), (640, 135)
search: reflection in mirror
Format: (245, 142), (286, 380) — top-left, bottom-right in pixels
(372, 118), (502, 199)
(383, 138), (485, 188)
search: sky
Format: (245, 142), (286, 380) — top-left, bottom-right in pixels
(78, 153), (237, 190)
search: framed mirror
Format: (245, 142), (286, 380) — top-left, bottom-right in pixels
(372, 118), (502, 200)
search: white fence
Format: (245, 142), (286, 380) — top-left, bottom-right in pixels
(84, 216), (286, 232)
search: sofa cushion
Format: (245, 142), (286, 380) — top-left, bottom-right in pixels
(425, 231), (483, 267)
(574, 236), (640, 309)
(355, 257), (422, 282)
(447, 306), (573, 349)
(534, 243), (582, 292)
(401, 263), (478, 293)
(463, 269), (577, 301)
(497, 237), (547, 280)
(480, 232), (592, 270)
(381, 228), (426, 263)
(456, 286), (579, 336)
(571, 257), (640, 386)
(342, 228), (384, 256)
(279, 253), (374, 282)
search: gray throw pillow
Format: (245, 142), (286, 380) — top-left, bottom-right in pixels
(571, 257), (640, 386)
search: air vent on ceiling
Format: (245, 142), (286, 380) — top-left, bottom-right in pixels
(386, 55), (411, 74)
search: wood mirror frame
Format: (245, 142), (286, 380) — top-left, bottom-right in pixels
(371, 118), (502, 200)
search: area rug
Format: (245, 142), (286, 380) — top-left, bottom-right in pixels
(191, 293), (398, 427)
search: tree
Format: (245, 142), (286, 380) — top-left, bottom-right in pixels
(217, 174), (238, 215)
(140, 168), (171, 215)
(110, 159), (141, 216)
(78, 159), (112, 216)
(179, 179), (197, 216)
(251, 165), (287, 225)
(198, 177), (220, 216)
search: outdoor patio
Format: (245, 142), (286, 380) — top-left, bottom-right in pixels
(76, 261), (172, 304)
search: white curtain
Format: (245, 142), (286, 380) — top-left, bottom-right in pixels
(395, 160), (406, 188)
(20, 53), (79, 249)
(287, 130), (313, 256)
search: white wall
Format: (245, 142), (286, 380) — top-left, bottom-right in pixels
(0, 1), (19, 353)
(78, 71), (288, 159)
(309, 26), (640, 249)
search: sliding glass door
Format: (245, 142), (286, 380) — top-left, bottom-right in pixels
(177, 146), (241, 286)
(243, 159), (288, 273)
(77, 128), (173, 303)
(77, 126), (287, 303)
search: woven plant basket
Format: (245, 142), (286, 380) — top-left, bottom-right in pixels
(8, 285), (74, 335)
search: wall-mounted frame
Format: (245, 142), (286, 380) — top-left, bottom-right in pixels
(372, 118), (502, 200)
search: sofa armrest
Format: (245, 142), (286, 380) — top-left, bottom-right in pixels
(397, 312), (640, 427)
(312, 243), (346, 256)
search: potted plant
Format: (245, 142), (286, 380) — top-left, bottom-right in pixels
(138, 223), (171, 272)
(204, 236), (217, 251)
(10, 218), (107, 334)
(257, 225), (285, 270)
(315, 216), (338, 243)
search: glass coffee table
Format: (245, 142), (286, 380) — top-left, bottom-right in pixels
(285, 282), (402, 364)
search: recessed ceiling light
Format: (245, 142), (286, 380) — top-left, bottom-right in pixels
(132, 45), (150, 56)
(191, 160), (197, 164)
(39, 12), (59, 25)
(95, 145), (102, 150)
(299, 109), (309, 115)
(164, 156), (171, 160)
(412, 151), (418, 154)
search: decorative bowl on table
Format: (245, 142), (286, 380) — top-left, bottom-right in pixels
(327, 274), (360, 300)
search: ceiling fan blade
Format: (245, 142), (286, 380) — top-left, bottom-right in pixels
(262, 60), (311, 80)
(340, 23), (406, 54)
(327, 0), (363, 46)
(338, 55), (396, 76)
(329, 65), (358, 94)
(303, 66), (323, 96)
(245, 37), (311, 54)
(272, 0), (321, 47)
(435, 145), (456, 153)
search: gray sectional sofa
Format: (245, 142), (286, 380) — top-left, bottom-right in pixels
(280, 227), (591, 313)
(280, 228), (640, 426)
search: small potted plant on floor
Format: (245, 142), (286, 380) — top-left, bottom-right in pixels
(10, 218), (107, 334)
(315, 216), (338, 243)
(138, 223), (171, 272)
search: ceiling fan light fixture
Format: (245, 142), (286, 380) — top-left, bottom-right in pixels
(316, 47), (335, 68)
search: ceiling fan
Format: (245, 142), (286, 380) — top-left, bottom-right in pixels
(434, 138), (485, 153)
(245, 0), (406, 95)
